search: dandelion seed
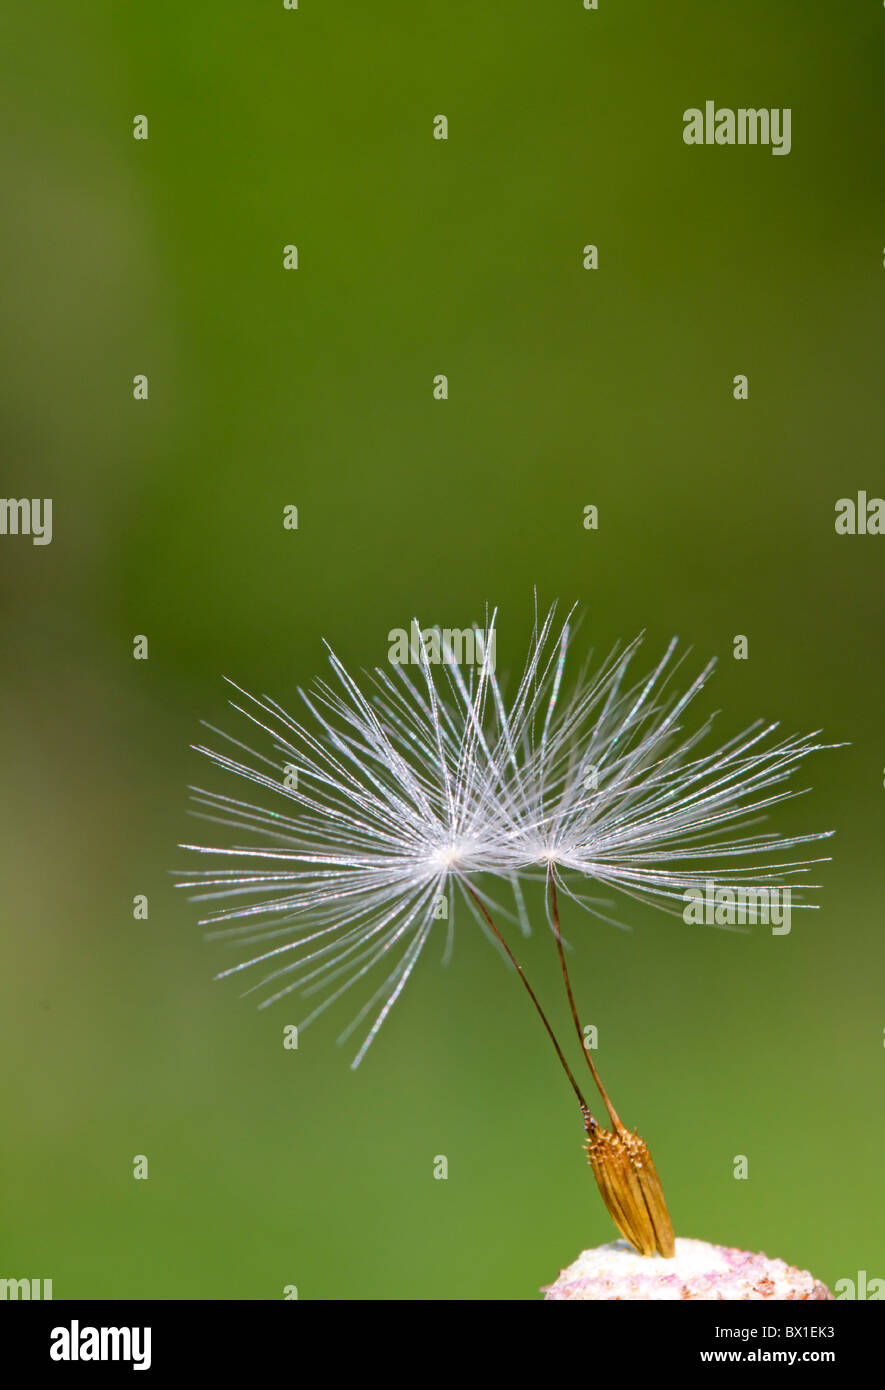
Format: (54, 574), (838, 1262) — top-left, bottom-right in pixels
(176, 601), (838, 1255)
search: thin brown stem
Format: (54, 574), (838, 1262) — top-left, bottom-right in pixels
(465, 873), (675, 1257)
(548, 867), (622, 1130)
(462, 880), (593, 1119)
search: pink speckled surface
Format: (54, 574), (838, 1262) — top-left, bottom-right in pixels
(543, 1237), (834, 1301)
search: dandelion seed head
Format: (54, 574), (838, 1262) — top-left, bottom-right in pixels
(176, 602), (839, 1066)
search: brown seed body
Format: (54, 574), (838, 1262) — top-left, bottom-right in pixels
(585, 1118), (675, 1258)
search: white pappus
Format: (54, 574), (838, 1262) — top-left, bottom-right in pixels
(177, 602), (837, 1067)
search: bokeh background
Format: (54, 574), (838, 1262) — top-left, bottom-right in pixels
(2, 1), (883, 1300)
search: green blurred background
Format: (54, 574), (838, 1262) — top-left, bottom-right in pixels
(2, 1), (883, 1299)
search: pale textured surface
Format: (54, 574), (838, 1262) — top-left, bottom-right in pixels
(543, 1237), (834, 1301)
